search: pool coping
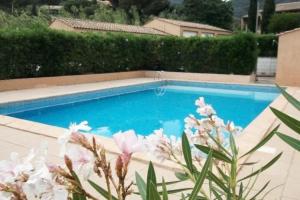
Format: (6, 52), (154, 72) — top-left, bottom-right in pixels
(0, 78), (295, 170)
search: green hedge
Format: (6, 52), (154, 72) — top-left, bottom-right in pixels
(256, 34), (278, 57)
(0, 29), (258, 79)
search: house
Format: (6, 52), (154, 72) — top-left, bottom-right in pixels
(40, 5), (63, 15)
(241, 1), (300, 33)
(49, 18), (168, 36)
(144, 17), (232, 37)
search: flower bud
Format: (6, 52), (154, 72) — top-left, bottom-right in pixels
(64, 155), (73, 172)
(115, 155), (123, 178)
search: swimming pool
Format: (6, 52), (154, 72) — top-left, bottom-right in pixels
(0, 81), (279, 137)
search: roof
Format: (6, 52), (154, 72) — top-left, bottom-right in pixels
(242, 1), (300, 18)
(276, 2), (300, 12)
(149, 18), (232, 33)
(278, 27), (300, 36)
(51, 18), (168, 36)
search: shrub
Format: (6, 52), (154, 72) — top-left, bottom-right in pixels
(0, 29), (257, 79)
(256, 34), (278, 57)
(268, 13), (300, 34)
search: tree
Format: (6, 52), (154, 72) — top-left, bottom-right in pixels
(248, 0), (257, 32)
(182, 0), (233, 30)
(118, 0), (169, 22)
(261, 0), (275, 33)
(268, 13), (300, 33)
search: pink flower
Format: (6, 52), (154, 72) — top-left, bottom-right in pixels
(113, 130), (144, 163)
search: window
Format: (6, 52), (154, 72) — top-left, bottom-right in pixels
(182, 31), (198, 38)
(201, 33), (215, 37)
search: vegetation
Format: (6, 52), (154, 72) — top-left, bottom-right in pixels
(268, 13), (300, 33)
(0, 29), (258, 79)
(256, 34), (278, 57)
(270, 86), (300, 152)
(182, 0), (233, 30)
(247, 0), (257, 33)
(261, 0), (275, 33)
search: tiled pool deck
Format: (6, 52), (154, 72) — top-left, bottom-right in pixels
(0, 78), (300, 199)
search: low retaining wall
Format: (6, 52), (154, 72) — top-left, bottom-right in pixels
(0, 71), (144, 91)
(145, 71), (255, 84)
(0, 71), (255, 91)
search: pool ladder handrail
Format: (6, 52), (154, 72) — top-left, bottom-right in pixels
(154, 71), (166, 96)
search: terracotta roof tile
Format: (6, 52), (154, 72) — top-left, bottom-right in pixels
(153, 18), (232, 33)
(55, 18), (168, 35)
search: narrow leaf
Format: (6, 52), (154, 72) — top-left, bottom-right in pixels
(175, 172), (189, 181)
(136, 172), (147, 200)
(238, 183), (243, 199)
(276, 132), (300, 151)
(270, 107), (300, 134)
(238, 153), (282, 182)
(159, 188), (193, 195)
(182, 133), (194, 173)
(147, 162), (157, 200)
(195, 144), (232, 163)
(161, 178), (168, 200)
(208, 171), (230, 194)
(149, 181), (161, 200)
(188, 151), (212, 200)
(157, 180), (185, 186)
(249, 181), (270, 200)
(88, 180), (118, 200)
(240, 125), (279, 158)
(277, 85), (300, 111)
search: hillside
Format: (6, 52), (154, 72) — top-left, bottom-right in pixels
(169, 0), (300, 18)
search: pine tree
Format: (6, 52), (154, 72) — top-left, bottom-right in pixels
(261, 0), (275, 33)
(248, 0), (257, 32)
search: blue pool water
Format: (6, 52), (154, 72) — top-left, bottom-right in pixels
(0, 81), (279, 137)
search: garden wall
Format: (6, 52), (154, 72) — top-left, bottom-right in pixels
(276, 28), (300, 86)
(0, 71), (255, 91)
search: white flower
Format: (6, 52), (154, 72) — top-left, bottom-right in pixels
(196, 105), (216, 116)
(113, 130), (145, 155)
(58, 121), (91, 157)
(65, 146), (94, 180)
(195, 97), (206, 107)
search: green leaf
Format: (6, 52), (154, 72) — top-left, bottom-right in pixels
(161, 178), (168, 200)
(238, 183), (243, 199)
(71, 171), (86, 200)
(207, 171), (230, 194)
(276, 132), (300, 151)
(182, 133), (194, 173)
(270, 107), (300, 134)
(159, 188), (193, 195)
(136, 172), (147, 200)
(157, 180), (185, 186)
(229, 133), (238, 155)
(211, 187), (223, 200)
(175, 172), (189, 181)
(238, 152), (282, 182)
(216, 167), (229, 182)
(207, 133), (231, 156)
(147, 162), (157, 200)
(88, 180), (118, 200)
(277, 85), (300, 111)
(188, 151), (212, 200)
(249, 181), (270, 200)
(195, 144), (232, 163)
(240, 125), (279, 158)
(149, 181), (161, 200)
